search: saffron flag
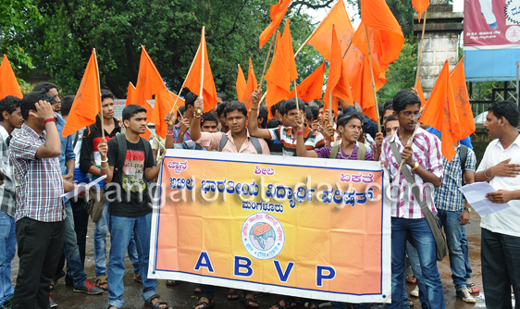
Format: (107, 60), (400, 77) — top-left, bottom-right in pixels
(62, 50), (101, 137)
(450, 57), (475, 140)
(415, 78), (427, 108)
(290, 61), (326, 102)
(236, 64), (246, 102)
(184, 28), (219, 113)
(127, 82), (136, 105)
(0, 55), (23, 100)
(259, 0), (292, 49)
(265, 20), (298, 109)
(132, 46), (166, 115)
(151, 89), (183, 139)
(307, 0), (355, 61)
(420, 61), (461, 161)
(324, 27), (354, 116)
(412, 0), (430, 22)
(352, 0), (404, 66)
(241, 58), (259, 111)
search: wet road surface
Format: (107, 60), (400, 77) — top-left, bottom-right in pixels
(10, 211), (500, 308)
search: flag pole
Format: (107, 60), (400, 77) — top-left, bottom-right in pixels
(259, 33), (276, 89)
(93, 49), (105, 139)
(364, 25), (381, 133)
(294, 80), (299, 111)
(342, 40), (353, 59)
(169, 40), (202, 114)
(414, 10), (428, 90)
(328, 91), (333, 126)
(198, 26), (205, 115)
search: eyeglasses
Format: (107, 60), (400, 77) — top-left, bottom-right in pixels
(399, 111), (421, 119)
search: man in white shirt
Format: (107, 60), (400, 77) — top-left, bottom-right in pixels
(474, 100), (520, 309)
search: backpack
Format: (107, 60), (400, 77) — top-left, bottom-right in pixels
(329, 141), (367, 160)
(219, 133), (263, 154)
(114, 133), (152, 172)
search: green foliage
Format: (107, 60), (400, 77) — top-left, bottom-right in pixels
(377, 38), (417, 102)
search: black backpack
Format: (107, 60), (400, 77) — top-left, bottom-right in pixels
(114, 133), (152, 172)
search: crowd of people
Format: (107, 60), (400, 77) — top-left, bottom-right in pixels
(0, 82), (519, 309)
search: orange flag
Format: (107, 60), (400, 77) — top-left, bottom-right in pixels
(324, 26), (353, 116)
(265, 20), (298, 109)
(290, 61), (326, 102)
(345, 38), (387, 122)
(151, 89), (183, 139)
(413, 0), (430, 22)
(259, 0), (292, 49)
(127, 82), (136, 105)
(184, 28), (218, 113)
(420, 61), (461, 161)
(236, 64), (246, 102)
(307, 0), (354, 61)
(352, 0), (404, 66)
(241, 58), (259, 111)
(132, 46), (166, 114)
(0, 55), (23, 100)
(450, 57), (475, 139)
(62, 50), (101, 137)
(415, 78), (427, 107)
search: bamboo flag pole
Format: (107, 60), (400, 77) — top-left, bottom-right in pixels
(259, 34), (276, 89)
(198, 26), (205, 115)
(328, 91), (333, 126)
(93, 48), (105, 138)
(364, 25), (381, 133)
(414, 10), (428, 89)
(294, 80), (299, 111)
(342, 40), (353, 59)
(169, 39), (202, 114)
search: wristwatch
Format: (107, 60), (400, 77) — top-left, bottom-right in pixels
(464, 207), (471, 213)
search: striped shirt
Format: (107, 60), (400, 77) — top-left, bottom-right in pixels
(268, 126), (325, 157)
(380, 127), (443, 219)
(9, 124), (64, 222)
(0, 126), (16, 217)
(434, 146), (476, 212)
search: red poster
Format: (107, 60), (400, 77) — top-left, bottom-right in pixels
(464, 0), (520, 47)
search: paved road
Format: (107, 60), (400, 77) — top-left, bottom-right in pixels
(10, 211), (492, 308)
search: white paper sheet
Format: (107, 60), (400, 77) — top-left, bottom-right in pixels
(61, 175), (107, 199)
(459, 182), (510, 216)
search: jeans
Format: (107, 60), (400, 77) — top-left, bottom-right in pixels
(12, 218), (65, 309)
(94, 201), (140, 277)
(390, 217), (445, 309)
(107, 212), (157, 308)
(331, 302), (370, 309)
(460, 225), (472, 280)
(406, 241), (428, 308)
(481, 228), (520, 309)
(437, 209), (467, 290)
(0, 211), (15, 305)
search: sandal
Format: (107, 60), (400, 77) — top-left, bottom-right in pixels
(145, 294), (173, 309)
(406, 274), (417, 284)
(306, 301), (320, 309)
(240, 294), (259, 308)
(95, 276), (108, 290)
(193, 285), (202, 294)
(228, 288), (240, 300)
(134, 273), (143, 284)
(270, 299), (298, 309)
(166, 279), (181, 286)
(193, 297), (215, 309)
(467, 282), (480, 294)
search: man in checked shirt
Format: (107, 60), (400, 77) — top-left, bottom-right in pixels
(8, 91), (82, 309)
(379, 90), (445, 309)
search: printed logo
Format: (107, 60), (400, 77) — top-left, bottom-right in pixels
(167, 160), (188, 174)
(241, 213), (285, 260)
(506, 26), (520, 42)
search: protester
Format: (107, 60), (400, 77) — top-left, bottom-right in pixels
(0, 96), (23, 309)
(80, 89), (141, 290)
(379, 90), (444, 309)
(216, 101), (229, 133)
(9, 91), (80, 309)
(474, 100), (520, 309)
(384, 115), (399, 136)
(98, 104), (170, 309)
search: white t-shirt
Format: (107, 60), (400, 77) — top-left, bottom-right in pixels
(476, 134), (520, 237)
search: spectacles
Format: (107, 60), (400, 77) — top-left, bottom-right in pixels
(399, 111), (421, 119)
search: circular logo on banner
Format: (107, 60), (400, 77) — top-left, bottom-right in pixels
(506, 26), (520, 43)
(241, 213), (285, 260)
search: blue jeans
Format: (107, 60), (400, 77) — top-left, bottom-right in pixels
(460, 225), (472, 280)
(406, 241), (428, 308)
(390, 217), (445, 309)
(107, 212), (157, 308)
(0, 211), (15, 305)
(437, 209), (467, 290)
(94, 201), (140, 277)
(331, 302), (370, 309)
(62, 200), (87, 288)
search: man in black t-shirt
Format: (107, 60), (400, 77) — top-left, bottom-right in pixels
(98, 105), (171, 309)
